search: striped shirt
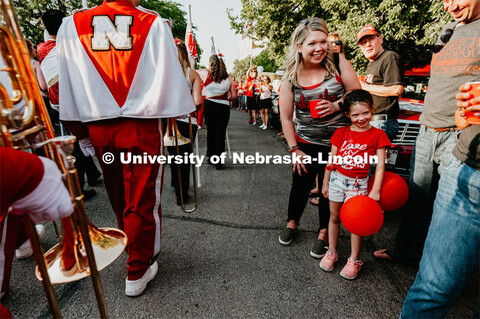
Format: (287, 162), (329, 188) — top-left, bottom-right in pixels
(293, 73), (349, 145)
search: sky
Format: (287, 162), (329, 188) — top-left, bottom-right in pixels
(173, 0), (243, 72)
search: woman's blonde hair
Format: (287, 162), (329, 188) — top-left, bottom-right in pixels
(175, 40), (191, 76)
(284, 17), (335, 87)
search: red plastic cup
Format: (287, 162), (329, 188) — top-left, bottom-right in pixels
(309, 100), (322, 118)
(464, 82), (480, 125)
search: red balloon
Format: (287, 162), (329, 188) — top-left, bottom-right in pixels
(340, 196), (384, 237)
(368, 171), (409, 211)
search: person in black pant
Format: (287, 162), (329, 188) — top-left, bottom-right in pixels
(167, 121), (198, 204)
(166, 39), (202, 204)
(203, 54), (237, 170)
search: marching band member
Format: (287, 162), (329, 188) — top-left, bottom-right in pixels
(56, 0), (195, 296)
(166, 39), (202, 205)
(203, 54), (237, 170)
(37, 9), (101, 200)
(0, 148), (74, 315)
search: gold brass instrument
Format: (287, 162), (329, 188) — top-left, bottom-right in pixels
(163, 117), (198, 213)
(0, 1), (127, 317)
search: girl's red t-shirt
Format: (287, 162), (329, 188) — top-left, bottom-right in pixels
(330, 125), (391, 178)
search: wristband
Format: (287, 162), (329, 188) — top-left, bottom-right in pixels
(289, 145), (300, 153)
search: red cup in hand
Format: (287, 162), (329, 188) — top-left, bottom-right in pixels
(310, 100), (322, 119)
(464, 82), (480, 125)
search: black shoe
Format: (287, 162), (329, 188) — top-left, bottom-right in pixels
(83, 188), (97, 200)
(215, 163), (223, 170)
(87, 171), (102, 186)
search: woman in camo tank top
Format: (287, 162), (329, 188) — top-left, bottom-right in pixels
(278, 17), (361, 259)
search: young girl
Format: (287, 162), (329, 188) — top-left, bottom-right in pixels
(320, 89), (390, 280)
(278, 17), (361, 259)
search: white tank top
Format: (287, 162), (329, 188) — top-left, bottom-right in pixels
(260, 84), (271, 100)
(177, 67), (197, 125)
(204, 78), (230, 105)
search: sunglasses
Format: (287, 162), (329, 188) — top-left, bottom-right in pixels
(300, 18), (312, 25)
(333, 40), (342, 46)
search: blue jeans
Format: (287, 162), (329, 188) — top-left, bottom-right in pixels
(390, 125), (461, 265)
(370, 118), (398, 142)
(369, 118), (399, 175)
(400, 157), (480, 318)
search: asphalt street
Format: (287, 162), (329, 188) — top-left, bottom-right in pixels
(3, 109), (479, 318)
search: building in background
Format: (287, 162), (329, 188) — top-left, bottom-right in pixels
(237, 34), (266, 61)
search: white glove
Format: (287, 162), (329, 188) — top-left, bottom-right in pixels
(11, 157), (74, 222)
(79, 137), (96, 157)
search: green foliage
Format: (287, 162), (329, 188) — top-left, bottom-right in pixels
(231, 49), (280, 81)
(232, 55), (252, 81)
(4, 0), (202, 64)
(8, 0), (82, 45)
(227, 0), (329, 58)
(141, 0), (186, 39)
(139, 0), (202, 65)
(228, 0), (453, 73)
(252, 49), (279, 73)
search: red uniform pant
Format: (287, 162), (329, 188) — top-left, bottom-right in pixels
(197, 104), (204, 127)
(88, 118), (164, 280)
(0, 212), (29, 294)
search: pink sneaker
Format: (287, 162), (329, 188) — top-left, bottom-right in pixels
(319, 249), (338, 272)
(340, 258), (363, 280)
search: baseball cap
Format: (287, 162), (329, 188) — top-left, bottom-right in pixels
(357, 25), (378, 43)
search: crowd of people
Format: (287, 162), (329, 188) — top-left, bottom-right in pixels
(234, 65), (275, 130)
(274, 2), (479, 317)
(0, 0), (478, 317)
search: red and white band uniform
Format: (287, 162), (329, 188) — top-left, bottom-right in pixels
(56, 0), (195, 281)
(0, 148), (73, 303)
(37, 40), (59, 108)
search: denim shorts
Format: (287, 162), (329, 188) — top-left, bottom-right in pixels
(328, 170), (368, 203)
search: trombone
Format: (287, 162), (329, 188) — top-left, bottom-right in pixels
(163, 116), (198, 213)
(0, 1), (127, 317)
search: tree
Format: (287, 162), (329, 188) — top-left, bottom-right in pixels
(232, 55), (252, 81)
(227, 0), (327, 62)
(137, 0), (203, 65)
(252, 49), (280, 73)
(8, 0), (82, 45)
(228, 0), (453, 72)
(4, 0), (202, 64)
(232, 49), (280, 80)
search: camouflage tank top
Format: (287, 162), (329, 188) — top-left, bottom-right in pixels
(293, 73), (349, 145)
